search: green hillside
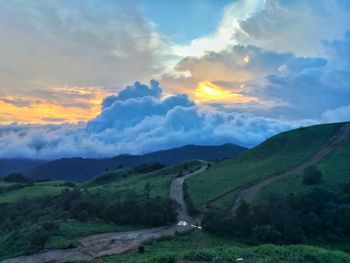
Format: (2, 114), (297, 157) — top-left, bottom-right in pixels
(256, 133), (350, 200)
(88, 160), (202, 198)
(0, 181), (75, 204)
(187, 123), (345, 210)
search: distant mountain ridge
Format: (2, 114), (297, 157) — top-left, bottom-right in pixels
(19, 143), (246, 181)
(0, 159), (46, 177)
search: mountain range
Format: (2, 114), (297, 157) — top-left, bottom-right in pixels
(0, 143), (246, 181)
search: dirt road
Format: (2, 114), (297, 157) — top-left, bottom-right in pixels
(170, 162), (208, 224)
(1, 162), (208, 263)
(230, 123), (350, 214)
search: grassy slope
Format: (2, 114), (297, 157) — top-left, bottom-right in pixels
(187, 123), (343, 209)
(0, 161), (201, 204)
(256, 134), (350, 200)
(97, 231), (350, 263)
(0, 181), (71, 204)
(89, 161), (202, 198)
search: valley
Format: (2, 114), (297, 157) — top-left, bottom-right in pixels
(1, 122), (350, 263)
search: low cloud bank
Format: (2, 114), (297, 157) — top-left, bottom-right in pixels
(0, 81), (306, 159)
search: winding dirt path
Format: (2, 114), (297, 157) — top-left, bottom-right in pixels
(1, 162), (208, 263)
(229, 123), (350, 214)
(170, 162), (208, 224)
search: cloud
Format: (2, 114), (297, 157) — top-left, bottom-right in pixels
(0, 0), (167, 95)
(254, 32), (350, 119)
(0, 81), (303, 159)
(322, 104), (350, 123)
(233, 0), (350, 56)
(0, 97), (39, 108)
(101, 80), (162, 110)
(163, 31), (350, 121)
(0, 86), (110, 123)
(171, 0), (263, 58)
(162, 44), (327, 109)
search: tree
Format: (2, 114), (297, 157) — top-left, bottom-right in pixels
(253, 224), (282, 243)
(303, 165), (322, 185)
(303, 212), (323, 236)
(78, 210), (89, 222)
(29, 228), (50, 251)
(233, 200), (252, 235)
(144, 182), (152, 198)
(177, 170), (184, 178)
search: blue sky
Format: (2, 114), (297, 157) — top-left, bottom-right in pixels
(140, 0), (232, 43)
(0, 0), (349, 158)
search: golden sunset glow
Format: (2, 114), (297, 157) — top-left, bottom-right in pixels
(194, 81), (253, 103)
(0, 86), (109, 124)
(243, 55), (250, 64)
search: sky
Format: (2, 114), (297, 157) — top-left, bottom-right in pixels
(0, 0), (350, 159)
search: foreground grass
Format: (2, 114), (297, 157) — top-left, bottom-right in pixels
(187, 123), (342, 210)
(96, 231), (350, 263)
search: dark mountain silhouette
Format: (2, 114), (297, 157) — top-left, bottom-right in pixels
(0, 159), (46, 177)
(23, 143), (246, 181)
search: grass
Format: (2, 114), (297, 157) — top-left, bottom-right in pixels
(0, 181), (16, 187)
(256, 136), (350, 200)
(89, 160), (202, 198)
(187, 123), (343, 210)
(47, 220), (140, 249)
(0, 184), (67, 203)
(0, 219), (140, 260)
(0, 180), (80, 204)
(96, 231), (350, 263)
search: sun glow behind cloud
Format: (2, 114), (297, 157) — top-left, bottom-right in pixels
(194, 81), (252, 104)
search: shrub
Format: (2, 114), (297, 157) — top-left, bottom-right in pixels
(253, 225), (282, 243)
(303, 166), (322, 185)
(62, 181), (76, 188)
(3, 173), (31, 183)
(78, 210), (89, 222)
(133, 163), (166, 173)
(138, 245), (145, 253)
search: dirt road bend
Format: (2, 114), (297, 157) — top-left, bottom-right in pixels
(230, 123), (350, 214)
(170, 162), (208, 224)
(1, 162), (209, 263)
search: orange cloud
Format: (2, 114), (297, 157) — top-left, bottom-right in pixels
(0, 86), (110, 124)
(193, 81), (254, 104)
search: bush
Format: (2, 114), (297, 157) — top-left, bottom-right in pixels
(62, 181), (76, 188)
(303, 166), (322, 185)
(78, 210), (89, 222)
(133, 163), (166, 173)
(3, 173), (31, 183)
(253, 225), (282, 243)
(138, 245), (145, 253)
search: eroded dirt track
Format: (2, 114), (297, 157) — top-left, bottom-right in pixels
(170, 162), (208, 224)
(230, 123), (350, 213)
(1, 162), (208, 263)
